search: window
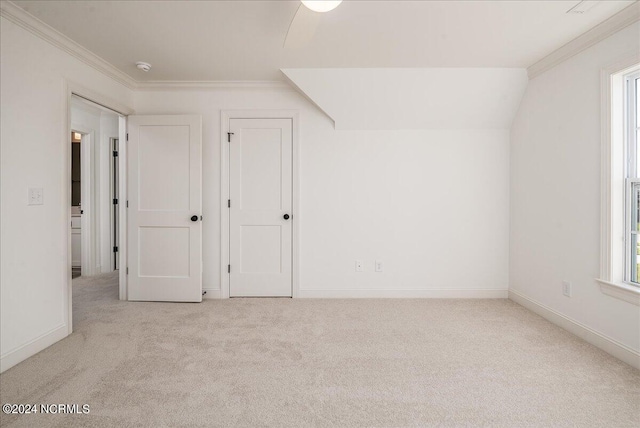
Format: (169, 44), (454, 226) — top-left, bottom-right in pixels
(598, 61), (640, 305)
(624, 71), (640, 285)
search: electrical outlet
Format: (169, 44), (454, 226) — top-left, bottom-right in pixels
(375, 260), (383, 272)
(355, 260), (363, 272)
(28, 187), (43, 205)
(562, 281), (572, 297)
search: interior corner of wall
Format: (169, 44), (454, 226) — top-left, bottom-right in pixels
(280, 69), (336, 126)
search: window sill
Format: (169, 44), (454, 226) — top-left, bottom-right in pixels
(596, 279), (640, 306)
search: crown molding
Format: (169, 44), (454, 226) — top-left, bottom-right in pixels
(7, 0), (635, 89)
(0, 1), (296, 92)
(135, 80), (293, 91)
(527, 2), (640, 79)
(0, 1), (138, 89)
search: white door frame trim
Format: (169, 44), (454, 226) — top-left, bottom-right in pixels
(64, 80), (133, 334)
(70, 125), (96, 278)
(117, 116), (128, 301)
(220, 110), (300, 298)
(109, 137), (119, 273)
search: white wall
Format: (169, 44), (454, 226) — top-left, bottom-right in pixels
(134, 89), (510, 297)
(510, 23), (640, 353)
(0, 16), (133, 372)
(0, 11), (510, 373)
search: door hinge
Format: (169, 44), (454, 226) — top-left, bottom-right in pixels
(227, 132), (234, 142)
(126, 133), (129, 141)
(113, 150), (118, 157)
(126, 267), (129, 275)
(126, 200), (129, 208)
(228, 264), (231, 273)
(228, 199), (231, 208)
(113, 246), (118, 253)
(113, 198), (118, 205)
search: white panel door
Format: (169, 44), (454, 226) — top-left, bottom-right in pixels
(229, 118), (292, 297)
(127, 115), (202, 302)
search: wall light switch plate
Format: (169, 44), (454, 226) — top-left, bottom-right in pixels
(375, 260), (383, 272)
(28, 187), (43, 205)
(562, 281), (572, 297)
(355, 260), (363, 272)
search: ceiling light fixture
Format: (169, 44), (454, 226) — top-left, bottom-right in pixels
(136, 61), (152, 72)
(301, 0), (342, 13)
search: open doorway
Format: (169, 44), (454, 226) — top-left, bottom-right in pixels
(70, 96), (122, 281)
(64, 85), (131, 336)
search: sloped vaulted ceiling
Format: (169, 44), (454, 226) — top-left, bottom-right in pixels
(281, 68), (529, 130)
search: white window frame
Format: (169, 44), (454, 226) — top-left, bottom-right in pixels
(598, 57), (640, 305)
(624, 178), (640, 284)
(624, 71), (640, 285)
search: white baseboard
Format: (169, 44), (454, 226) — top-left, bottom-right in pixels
(202, 288), (221, 299)
(509, 289), (640, 370)
(0, 323), (68, 373)
(298, 288), (508, 298)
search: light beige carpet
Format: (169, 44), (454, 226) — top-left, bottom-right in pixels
(0, 272), (638, 427)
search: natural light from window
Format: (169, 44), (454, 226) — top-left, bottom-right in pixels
(625, 70), (640, 285)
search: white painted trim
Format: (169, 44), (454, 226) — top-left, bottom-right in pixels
(596, 279), (640, 305)
(64, 82), (74, 334)
(68, 82), (134, 117)
(509, 289), (640, 370)
(136, 81), (293, 91)
(220, 110), (300, 299)
(599, 55), (640, 300)
(0, 324), (67, 373)
(292, 113), (301, 298)
(118, 116), (128, 300)
(220, 113), (230, 299)
(527, 2), (640, 79)
(299, 289), (508, 299)
(600, 58), (625, 281)
(109, 137), (117, 273)
(202, 289), (222, 300)
(72, 126), (96, 277)
(0, 1), (136, 89)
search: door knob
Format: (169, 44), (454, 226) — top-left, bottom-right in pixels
(283, 214), (290, 220)
(190, 215), (198, 222)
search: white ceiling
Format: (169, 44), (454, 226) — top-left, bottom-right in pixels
(12, 0), (637, 81)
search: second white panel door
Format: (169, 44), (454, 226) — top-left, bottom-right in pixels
(229, 118), (293, 297)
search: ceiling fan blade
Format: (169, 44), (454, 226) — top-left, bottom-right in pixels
(284, 4), (322, 49)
